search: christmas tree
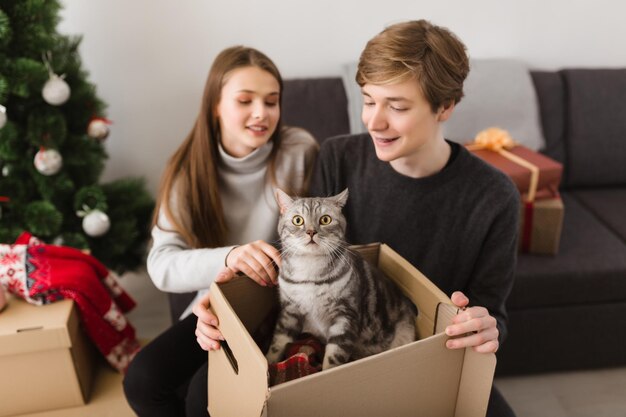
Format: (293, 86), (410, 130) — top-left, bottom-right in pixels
(0, 1), (153, 273)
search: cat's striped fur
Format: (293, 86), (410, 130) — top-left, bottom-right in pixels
(266, 189), (417, 370)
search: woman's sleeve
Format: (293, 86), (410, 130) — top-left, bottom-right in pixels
(276, 126), (319, 196)
(300, 130), (320, 196)
(146, 208), (235, 293)
(309, 140), (336, 197)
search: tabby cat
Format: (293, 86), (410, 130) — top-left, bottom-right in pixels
(266, 189), (417, 370)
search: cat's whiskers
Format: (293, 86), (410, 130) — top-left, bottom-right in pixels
(336, 242), (357, 274)
(319, 239), (354, 275)
(319, 240), (339, 270)
(338, 240), (358, 256)
(278, 242), (299, 259)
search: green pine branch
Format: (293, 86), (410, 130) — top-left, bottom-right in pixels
(0, 1), (154, 273)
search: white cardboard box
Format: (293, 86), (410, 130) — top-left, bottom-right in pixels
(208, 243), (496, 417)
(0, 297), (95, 416)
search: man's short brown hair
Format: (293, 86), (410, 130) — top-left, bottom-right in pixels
(356, 20), (470, 113)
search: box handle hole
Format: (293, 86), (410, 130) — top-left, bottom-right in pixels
(221, 340), (238, 375)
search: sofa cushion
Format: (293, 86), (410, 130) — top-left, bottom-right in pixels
(572, 188), (626, 243)
(509, 193), (626, 309)
(563, 69), (626, 187)
(443, 59), (546, 150)
(530, 71), (566, 164)
(282, 78), (350, 143)
(341, 62), (368, 135)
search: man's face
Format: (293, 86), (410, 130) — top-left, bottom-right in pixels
(361, 79), (447, 166)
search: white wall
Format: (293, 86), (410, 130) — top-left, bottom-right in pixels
(58, 0), (626, 195)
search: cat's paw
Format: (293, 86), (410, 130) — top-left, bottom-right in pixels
(265, 333), (294, 364)
(322, 344), (350, 370)
(265, 345), (284, 364)
(321, 356), (343, 370)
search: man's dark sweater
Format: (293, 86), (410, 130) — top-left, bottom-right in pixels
(309, 133), (520, 343)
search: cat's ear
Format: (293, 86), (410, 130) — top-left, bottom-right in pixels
(332, 188), (349, 208)
(275, 189), (294, 214)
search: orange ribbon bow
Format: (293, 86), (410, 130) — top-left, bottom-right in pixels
(466, 128), (539, 203)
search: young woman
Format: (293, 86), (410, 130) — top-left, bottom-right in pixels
(123, 46), (318, 416)
(195, 21), (519, 417)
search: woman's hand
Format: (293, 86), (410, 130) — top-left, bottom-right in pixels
(193, 272), (230, 351)
(194, 243), (280, 352)
(225, 240), (281, 287)
(444, 291), (499, 353)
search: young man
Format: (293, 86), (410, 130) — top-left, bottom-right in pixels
(308, 20), (519, 416)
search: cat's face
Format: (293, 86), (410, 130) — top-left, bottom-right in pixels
(276, 189), (348, 256)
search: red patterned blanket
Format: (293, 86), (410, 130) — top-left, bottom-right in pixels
(268, 334), (324, 386)
(0, 232), (140, 373)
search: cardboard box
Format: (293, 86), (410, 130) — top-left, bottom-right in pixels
(520, 196), (565, 255)
(0, 297), (96, 416)
(469, 145), (563, 195)
(208, 243), (496, 417)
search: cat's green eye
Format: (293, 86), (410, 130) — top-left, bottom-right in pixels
(319, 215), (332, 225)
(292, 215), (304, 226)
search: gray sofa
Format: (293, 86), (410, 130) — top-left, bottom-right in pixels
(168, 69), (626, 376)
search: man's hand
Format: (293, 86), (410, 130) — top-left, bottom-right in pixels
(444, 291), (499, 353)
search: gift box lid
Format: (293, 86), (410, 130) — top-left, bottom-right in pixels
(0, 297), (77, 356)
(470, 145), (563, 193)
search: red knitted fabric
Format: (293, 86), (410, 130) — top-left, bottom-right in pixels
(268, 334), (324, 386)
(0, 232), (140, 373)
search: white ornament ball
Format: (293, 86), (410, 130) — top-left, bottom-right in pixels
(87, 119), (110, 140)
(42, 75), (71, 106)
(82, 210), (111, 237)
(0, 105), (6, 129)
(34, 148), (63, 175)
(2, 164), (10, 177)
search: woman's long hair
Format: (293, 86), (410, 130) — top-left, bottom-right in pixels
(153, 46), (284, 248)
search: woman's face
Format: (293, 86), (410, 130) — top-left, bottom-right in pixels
(216, 66), (280, 158)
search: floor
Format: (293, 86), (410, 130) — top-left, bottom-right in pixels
(496, 367), (626, 416)
(15, 268), (626, 416)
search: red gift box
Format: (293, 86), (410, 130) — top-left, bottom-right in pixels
(467, 128), (565, 255)
(465, 127), (563, 202)
(470, 146), (563, 197)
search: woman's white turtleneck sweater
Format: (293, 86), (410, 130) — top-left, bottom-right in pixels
(147, 127), (318, 318)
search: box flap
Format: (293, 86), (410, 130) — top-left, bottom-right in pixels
(70, 311), (96, 402)
(217, 276), (278, 333)
(0, 297), (73, 356)
(455, 348), (496, 417)
(208, 278), (273, 417)
(435, 302), (459, 334)
(266, 333), (464, 417)
(434, 304), (496, 417)
(378, 244), (451, 338)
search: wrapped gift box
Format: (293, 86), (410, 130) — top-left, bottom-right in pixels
(0, 297), (96, 416)
(466, 137), (565, 255)
(469, 145), (563, 196)
(519, 192), (564, 255)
